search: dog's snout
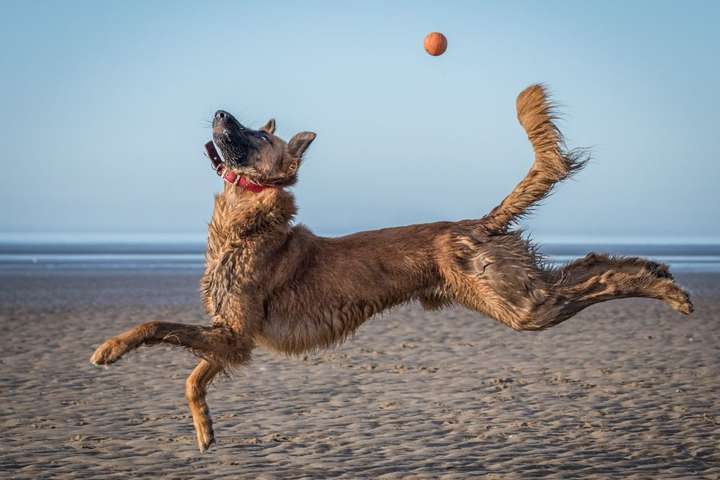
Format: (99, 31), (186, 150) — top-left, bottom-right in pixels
(213, 110), (245, 131)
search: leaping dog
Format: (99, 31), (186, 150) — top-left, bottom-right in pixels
(91, 84), (693, 452)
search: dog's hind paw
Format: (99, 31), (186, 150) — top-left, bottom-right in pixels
(661, 282), (694, 315)
(672, 294), (694, 315)
(90, 338), (131, 366)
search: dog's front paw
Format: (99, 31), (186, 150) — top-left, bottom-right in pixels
(196, 424), (216, 453)
(90, 338), (131, 366)
(191, 410), (216, 453)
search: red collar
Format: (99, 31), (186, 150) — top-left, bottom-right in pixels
(204, 141), (269, 193)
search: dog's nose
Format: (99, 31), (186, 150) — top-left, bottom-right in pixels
(213, 110), (245, 131)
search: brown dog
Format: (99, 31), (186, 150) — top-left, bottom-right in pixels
(91, 85), (693, 452)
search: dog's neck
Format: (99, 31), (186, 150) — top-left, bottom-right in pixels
(220, 184), (297, 238)
(218, 168), (270, 194)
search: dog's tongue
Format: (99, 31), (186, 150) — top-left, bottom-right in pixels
(205, 141), (223, 171)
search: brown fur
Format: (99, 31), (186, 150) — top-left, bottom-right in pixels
(90, 84), (693, 452)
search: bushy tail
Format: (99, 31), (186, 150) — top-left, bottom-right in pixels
(482, 84), (589, 233)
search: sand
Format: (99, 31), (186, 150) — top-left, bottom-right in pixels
(0, 270), (718, 479)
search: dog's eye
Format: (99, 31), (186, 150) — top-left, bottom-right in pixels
(259, 133), (271, 144)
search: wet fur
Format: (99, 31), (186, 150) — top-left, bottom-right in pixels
(91, 85), (693, 452)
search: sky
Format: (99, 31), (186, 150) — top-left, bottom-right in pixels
(0, 1), (718, 243)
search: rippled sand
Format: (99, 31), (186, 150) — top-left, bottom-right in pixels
(1, 270), (718, 478)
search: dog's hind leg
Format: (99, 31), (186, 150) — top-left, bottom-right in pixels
(90, 321), (252, 366)
(512, 254), (693, 331)
(555, 253), (692, 316)
(444, 233), (692, 331)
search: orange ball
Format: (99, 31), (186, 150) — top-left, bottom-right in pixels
(424, 32), (447, 56)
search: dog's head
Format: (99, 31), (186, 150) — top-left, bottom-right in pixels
(212, 110), (316, 187)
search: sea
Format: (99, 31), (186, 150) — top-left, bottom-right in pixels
(1, 233), (719, 273)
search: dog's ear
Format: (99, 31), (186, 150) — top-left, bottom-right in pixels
(260, 118), (276, 134)
(287, 132), (316, 159)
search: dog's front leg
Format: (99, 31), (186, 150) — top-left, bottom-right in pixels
(185, 320), (255, 453)
(186, 359), (223, 452)
(90, 321), (237, 365)
(182, 298), (261, 452)
(91, 319), (254, 452)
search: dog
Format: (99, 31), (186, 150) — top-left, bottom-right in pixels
(91, 84), (693, 452)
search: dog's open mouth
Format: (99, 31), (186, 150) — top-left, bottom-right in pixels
(204, 141), (266, 192)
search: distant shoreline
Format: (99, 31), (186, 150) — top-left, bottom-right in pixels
(1, 239), (719, 255)
(1, 242), (719, 273)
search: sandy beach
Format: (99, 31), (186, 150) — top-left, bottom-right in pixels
(1, 269), (718, 479)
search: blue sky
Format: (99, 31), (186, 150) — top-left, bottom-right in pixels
(1, 1), (718, 242)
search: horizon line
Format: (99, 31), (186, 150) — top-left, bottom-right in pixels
(1, 232), (719, 246)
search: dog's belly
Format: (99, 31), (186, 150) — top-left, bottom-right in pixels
(255, 314), (355, 355)
(256, 296), (411, 355)
(254, 315), (332, 355)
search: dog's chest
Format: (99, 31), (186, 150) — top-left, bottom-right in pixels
(201, 243), (260, 318)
